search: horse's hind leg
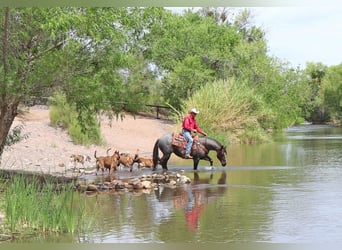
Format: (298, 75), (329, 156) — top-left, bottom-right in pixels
(160, 153), (171, 171)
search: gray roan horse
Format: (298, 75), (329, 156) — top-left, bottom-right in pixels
(152, 133), (227, 171)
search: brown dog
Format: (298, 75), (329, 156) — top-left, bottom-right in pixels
(94, 149), (120, 175)
(133, 149), (153, 169)
(134, 156), (153, 169)
(70, 154), (91, 170)
(118, 152), (135, 172)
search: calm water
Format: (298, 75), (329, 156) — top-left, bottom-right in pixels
(55, 125), (342, 242)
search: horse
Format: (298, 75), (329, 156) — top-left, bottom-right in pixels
(152, 133), (227, 171)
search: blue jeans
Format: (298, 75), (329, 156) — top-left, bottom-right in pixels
(182, 128), (193, 155)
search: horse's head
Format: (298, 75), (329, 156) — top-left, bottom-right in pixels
(217, 145), (227, 166)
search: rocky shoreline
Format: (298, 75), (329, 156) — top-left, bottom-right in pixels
(77, 171), (192, 195)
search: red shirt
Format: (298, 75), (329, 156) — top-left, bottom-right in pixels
(182, 114), (204, 134)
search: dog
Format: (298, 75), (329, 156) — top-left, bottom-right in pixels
(118, 152), (136, 172)
(70, 154), (91, 171)
(133, 149), (153, 169)
(94, 149), (120, 175)
(134, 156), (153, 169)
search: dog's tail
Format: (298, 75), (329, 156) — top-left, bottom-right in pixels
(106, 147), (112, 156)
(152, 139), (160, 171)
(94, 150), (98, 159)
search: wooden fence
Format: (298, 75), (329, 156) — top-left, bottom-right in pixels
(24, 97), (171, 119)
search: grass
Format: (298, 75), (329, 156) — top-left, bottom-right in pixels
(177, 79), (274, 144)
(0, 174), (91, 240)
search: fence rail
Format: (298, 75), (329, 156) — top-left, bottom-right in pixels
(24, 97), (171, 119)
(145, 104), (171, 119)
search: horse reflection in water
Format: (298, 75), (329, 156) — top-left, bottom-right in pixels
(155, 171), (227, 232)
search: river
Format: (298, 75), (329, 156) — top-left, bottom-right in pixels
(39, 125), (342, 243)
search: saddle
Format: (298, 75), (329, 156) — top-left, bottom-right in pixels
(171, 132), (200, 152)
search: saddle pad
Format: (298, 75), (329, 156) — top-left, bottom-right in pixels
(171, 133), (200, 151)
(171, 133), (186, 149)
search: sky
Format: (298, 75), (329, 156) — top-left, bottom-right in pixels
(169, 4), (342, 69)
(250, 6), (342, 68)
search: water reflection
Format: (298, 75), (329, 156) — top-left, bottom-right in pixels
(72, 170), (229, 243)
(155, 171), (227, 233)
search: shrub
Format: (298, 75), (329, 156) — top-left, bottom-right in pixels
(179, 79), (273, 144)
(48, 92), (104, 146)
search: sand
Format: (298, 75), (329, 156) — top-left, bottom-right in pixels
(1, 106), (175, 175)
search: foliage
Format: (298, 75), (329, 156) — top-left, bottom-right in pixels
(0, 7), (162, 159)
(146, 8), (272, 110)
(49, 92), (103, 145)
(301, 62), (329, 123)
(146, 9), (244, 109)
(5, 125), (29, 147)
(178, 79), (273, 144)
(250, 59), (310, 128)
(322, 63), (342, 123)
(1, 174), (90, 236)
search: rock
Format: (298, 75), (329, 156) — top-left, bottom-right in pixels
(141, 180), (153, 189)
(112, 180), (126, 189)
(169, 180), (177, 186)
(133, 181), (143, 189)
(179, 175), (191, 184)
(86, 184), (98, 192)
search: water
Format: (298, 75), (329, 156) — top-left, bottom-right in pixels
(31, 125), (342, 242)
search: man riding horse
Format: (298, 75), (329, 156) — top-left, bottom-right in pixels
(182, 108), (207, 159)
(152, 107), (227, 171)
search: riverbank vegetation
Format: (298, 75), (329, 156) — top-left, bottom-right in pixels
(1, 7), (342, 157)
(49, 92), (104, 145)
(0, 174), (90, 240)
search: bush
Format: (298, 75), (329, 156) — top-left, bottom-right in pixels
(5, 125), (29, 147)
(179, 79), (273, 144)
(48, 92), (104, 146)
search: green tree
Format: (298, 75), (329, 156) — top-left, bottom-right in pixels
(0, 7), (154, 160)
(302, 62), (328, 123)
(146, 8), (243, 109)
(322, 63), (342, 123)
(0, 7), (78, 159)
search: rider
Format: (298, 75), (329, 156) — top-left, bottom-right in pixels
(182, 108), (207, 159)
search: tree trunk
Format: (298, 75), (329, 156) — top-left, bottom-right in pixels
(0, 102), (19, 163)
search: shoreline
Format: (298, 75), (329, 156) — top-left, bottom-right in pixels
(1, 106), (176, 177)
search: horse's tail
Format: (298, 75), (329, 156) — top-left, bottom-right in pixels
(152, 139), (160, 170)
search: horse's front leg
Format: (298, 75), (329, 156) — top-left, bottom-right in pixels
(193, 158), (200, 171)
(203, 155), (213, 166)
(193, 155), (213, 170)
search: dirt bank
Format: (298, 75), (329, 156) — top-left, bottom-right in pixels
(1, 106), (176, 175)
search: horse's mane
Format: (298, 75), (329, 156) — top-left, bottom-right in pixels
(200, 136), (224, 147)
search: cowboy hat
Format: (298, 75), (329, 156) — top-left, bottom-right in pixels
(190, 108), (199, 114)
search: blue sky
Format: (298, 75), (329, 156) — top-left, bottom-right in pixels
(250, 6), (342, 68)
